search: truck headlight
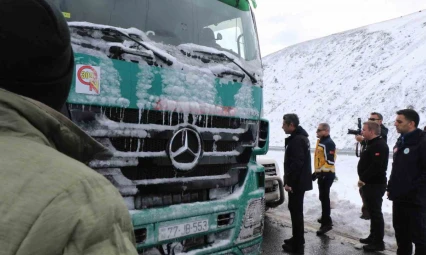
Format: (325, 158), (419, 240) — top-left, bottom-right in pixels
(237, 198), (264, 242)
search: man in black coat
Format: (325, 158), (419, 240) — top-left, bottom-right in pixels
(355, 112), (388, 219)
(281, 113), (313, 253)
(388, 109), (426, 255)
(355, 112), (389, 144)
(368, 112), (389, 142)
(357, 121), (389, 252)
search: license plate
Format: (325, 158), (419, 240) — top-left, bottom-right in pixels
(158, 219), (209, 241)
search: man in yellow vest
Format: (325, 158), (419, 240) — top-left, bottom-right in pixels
(313, 123), (337, 235)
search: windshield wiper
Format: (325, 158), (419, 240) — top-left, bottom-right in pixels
(109, 46), (155, 65)
(69, 25), (173, 66)
(218, 70), (245, 82)
(194, 50), (257, 84)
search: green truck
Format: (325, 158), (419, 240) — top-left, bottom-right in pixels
(53, 0), (269, 254)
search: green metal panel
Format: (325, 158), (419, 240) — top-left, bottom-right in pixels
(68, 53), (262, 119)
(218, 0), (251, 11)
(132, 160), (265, 253)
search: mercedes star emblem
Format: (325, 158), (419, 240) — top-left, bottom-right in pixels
(168, 127), (202, 170)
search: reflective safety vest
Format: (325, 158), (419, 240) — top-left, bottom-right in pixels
(314, 136), (336, 173)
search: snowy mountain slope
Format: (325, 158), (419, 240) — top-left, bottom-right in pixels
(262, 10), (426, 149)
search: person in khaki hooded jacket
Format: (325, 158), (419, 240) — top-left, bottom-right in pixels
(0, 0), (137, 254)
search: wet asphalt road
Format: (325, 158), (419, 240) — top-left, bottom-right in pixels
(261, 217), (394, 255)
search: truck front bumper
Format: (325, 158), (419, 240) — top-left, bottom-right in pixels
(264, 176), (285, 208)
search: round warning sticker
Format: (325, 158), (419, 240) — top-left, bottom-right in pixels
(76, 65), (101, 95)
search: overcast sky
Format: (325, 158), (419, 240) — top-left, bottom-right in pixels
(254, 0), (426, 57)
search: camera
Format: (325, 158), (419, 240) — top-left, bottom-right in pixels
(347, 117), (362, 135)
(347, 129), (361, 135)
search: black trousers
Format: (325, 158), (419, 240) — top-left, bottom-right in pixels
(359, 188), (370, 218)
(362, 184), (386, 243)
(393, 201), (426, 255)
(318, 172), (335, 225)
(288, 190), (306, 246)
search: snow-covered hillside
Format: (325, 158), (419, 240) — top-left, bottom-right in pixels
(263, 10), (426, 149)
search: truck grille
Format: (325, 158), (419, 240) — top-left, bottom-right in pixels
(134, 228), (147, 244)
(121, 163), (236, 180)
(81, 105), (244, 129)
(217, 212), (235, 227)
(134, 190), (208, 209)
(110, 137), (166, 152)
(109, 138), (239, 153)
(263, 163), (277, 176)
(68, 104), (255, 207)
(265, 186), (278, 193)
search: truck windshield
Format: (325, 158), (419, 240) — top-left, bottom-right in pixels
(53, 0), (261, 64)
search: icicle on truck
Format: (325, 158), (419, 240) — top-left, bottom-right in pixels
(53, 0), (269, 254)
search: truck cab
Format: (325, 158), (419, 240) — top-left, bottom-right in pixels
(53, 0), (269, 254)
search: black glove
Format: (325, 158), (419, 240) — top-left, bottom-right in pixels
(312, 172), (318, 181)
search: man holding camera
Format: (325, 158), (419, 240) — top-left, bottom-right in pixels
(355, 112), (388, 219)
(356, 112), (389, 144)
(313, 123), (336, 236)
(357, 121), (389, 252)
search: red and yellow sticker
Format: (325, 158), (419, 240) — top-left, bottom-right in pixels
(75, 65), (101, 95)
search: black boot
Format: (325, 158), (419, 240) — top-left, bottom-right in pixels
(318, 217), (333, 226)
(282, 243), (304, 254)
(363, 242), (385, 252)
(360, 214), (371, 220)
(316, 224), (332, 235)
(359, 236), (373, 244)
(284, 237), (305, 245)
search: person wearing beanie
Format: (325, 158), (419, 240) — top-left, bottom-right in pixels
(0, 1), (137, 254)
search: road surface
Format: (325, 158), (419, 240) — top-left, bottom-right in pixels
(261, 211), (396, 254)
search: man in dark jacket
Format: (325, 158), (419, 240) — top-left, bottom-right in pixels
(368, 112), (389, 142)
(281, 113), (313, 253)
(355, 112), (389, 146)
(355, 112), (388, 219)
(388, 109), (426, 255)
(357, 121), (389, 252)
